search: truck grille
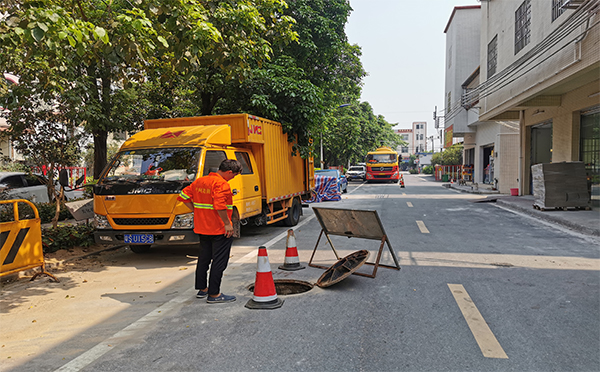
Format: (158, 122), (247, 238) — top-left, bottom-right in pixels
(113, 218), (169, 225)
(370, 167), (394, 172)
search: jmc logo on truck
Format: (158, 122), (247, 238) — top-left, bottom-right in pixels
(93, 114), (314, 254)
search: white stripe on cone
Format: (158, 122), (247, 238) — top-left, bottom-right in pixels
(284, 232), (300, 265)
(252, 247), (278, 302)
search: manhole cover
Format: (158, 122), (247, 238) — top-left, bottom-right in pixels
(248, 279), (313, 295)
(316, 250), (370, 288)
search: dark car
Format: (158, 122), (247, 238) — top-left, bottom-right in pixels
(346, 166), (366, 181)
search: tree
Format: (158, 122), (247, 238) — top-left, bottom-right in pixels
(214, 0), (366, 157)
(431, 143), (464, 166)
(1, 83), (83, 227)
(323, 102), (403, 167)
(0, 0), (296, 178)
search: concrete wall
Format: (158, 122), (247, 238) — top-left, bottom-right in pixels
(445, 6), (481, 135)
(520, 79), (600, 193)
(479, 0), (599, 120)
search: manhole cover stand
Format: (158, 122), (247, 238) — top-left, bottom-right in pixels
(308, 207), (401, 279)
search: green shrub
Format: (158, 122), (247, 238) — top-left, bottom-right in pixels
(0, 201), (71, 224)
(423, 165), (434, 174)
(408, 169), (419, 174)
(42, 223), (96, 253)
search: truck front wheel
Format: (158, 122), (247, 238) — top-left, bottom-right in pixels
(284, 198), (301, 226)
(130, 245), (151, 254)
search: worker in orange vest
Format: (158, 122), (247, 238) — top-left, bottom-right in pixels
(178, 159), (243, 304)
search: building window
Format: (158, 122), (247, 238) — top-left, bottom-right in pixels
(401, 146), (408, 153)
(487, 35), (498, 78)
(448, 46), (452, 69)
(447, 92), (451, 112)
(552, 0), (565, 22)
(515, 0), (531, 54)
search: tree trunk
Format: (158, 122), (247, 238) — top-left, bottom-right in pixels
(201, 92), (215, 116)
(93, 129), (108, 179)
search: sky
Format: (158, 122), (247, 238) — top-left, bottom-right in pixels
(346, 0), (480, 151)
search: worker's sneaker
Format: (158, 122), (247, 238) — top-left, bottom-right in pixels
(196, 290), (208, 299)
(207, 293), (236, 304)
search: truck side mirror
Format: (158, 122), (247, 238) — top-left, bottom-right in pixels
(59, 169), (69, 187)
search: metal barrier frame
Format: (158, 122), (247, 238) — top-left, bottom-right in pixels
(308, 207), (401, 278)
(0, 199), (59, 282)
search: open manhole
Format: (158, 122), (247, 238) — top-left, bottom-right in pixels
(248, 279), (313, 295)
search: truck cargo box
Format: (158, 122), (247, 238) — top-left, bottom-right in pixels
(145, 114), (313, 203)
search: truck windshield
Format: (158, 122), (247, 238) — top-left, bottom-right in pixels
(366, 154), (397, 163)
(96, 148), (200, 195)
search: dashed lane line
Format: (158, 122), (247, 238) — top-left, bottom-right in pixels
(407, 202), (413, 207)
(448, 284), (508, 359)
(416, 220), (430, 233)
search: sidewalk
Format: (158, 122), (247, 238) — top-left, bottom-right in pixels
(446, 182), (600, 238)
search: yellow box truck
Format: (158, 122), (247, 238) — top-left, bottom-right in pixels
(93, 114), (314, 253)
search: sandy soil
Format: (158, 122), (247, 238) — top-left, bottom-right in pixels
(1, 244), (125, 290)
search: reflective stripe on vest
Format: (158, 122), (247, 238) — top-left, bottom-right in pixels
(193, 203), (234, 210)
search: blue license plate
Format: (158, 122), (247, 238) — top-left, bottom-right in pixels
(124, 234), (154, 244)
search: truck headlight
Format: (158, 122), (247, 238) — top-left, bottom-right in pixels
(172, 213), (194, 229)
(94, 214), (111, 229)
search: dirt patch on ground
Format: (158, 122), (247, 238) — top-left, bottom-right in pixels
(1, 244), (126, 288)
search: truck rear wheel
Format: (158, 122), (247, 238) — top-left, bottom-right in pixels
(284, 198), (301, 226)
(130, 245), (151, 254)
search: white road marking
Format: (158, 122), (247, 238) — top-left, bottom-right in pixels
(407, 202), (413, 207)
(448, 284), (508, 359)
(54, 287), (196, 372)
(416, 220), (430, 233)
(54, 214), (316, 371)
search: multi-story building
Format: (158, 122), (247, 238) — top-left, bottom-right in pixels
(413, 122), (428, 153)
(445, 0), (599, 201)
(467, 0), (599, 201)
(444, 5), (519, 190)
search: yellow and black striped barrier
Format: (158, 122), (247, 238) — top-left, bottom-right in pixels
(0, 199), (58, 282)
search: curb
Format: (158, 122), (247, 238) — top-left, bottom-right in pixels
(444, 183), (502, 195)
(495, 199), (600, 237)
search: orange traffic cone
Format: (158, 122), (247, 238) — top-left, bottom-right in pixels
(399, 174), (405, 188)
(245, 246), (284, 310)
(279, 229), (305, 271)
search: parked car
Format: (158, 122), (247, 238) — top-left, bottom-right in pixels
(346, 165), (366, 181)
(0, 172), (81, 203)
(314, 169), (348, 193)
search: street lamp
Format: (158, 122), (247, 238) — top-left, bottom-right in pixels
(321, 104), (350, 169)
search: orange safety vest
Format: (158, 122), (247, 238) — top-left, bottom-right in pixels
(178, 172), (233, 235)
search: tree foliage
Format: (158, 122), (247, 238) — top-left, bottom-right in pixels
(324, 102), (403, 168)
(0, 0), (296, 178)
(431, 143), (464, 166)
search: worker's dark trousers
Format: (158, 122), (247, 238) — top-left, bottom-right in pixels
(196, 234), (234, 296)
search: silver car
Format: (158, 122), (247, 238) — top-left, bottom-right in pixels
(346, 166), (366, 181)
(0, 172), (81, 203)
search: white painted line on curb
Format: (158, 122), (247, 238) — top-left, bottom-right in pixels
(448, 284), (508, 359)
